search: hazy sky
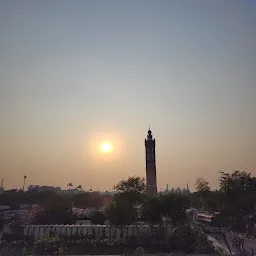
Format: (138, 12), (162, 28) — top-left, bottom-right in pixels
(1, 0), (255, 191)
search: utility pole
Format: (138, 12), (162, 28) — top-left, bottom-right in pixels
(23, 175), (27, 191)
(0, 178), (3, 189)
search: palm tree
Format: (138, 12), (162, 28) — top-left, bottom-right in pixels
(23, 175), (27, 191)
(67, 183), (74, 208)
(77, 185), (83, 190)
(67, 182), (73, 190)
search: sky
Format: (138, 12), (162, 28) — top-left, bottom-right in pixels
(0, 0), (255, 191)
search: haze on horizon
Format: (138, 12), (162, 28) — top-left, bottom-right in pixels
(0, 0), (255, 191)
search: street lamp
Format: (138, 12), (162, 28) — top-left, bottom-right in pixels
(23, 175), (27, 191)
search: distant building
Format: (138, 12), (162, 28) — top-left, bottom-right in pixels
(0, 205), (10, 211)
(60, 188), (84, 195)
(28, 185), (61, 193)
(19, 204), (29, 210)
(101, 195), (112, 208)
(163, 183), (190, 194)
(98, 190), (117, 196)
(28, 185), (39, 191)
(72, 207), (93, 217)
(176, 187), (181, 193)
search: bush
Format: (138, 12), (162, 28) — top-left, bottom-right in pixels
(90, 211), (107, 225)
(171, 225), (215, 254)
(134, 246), (144, 256)
(31, 208), (76, 225)
(0, 229), (216, 255)
(33, 236), (62, 254)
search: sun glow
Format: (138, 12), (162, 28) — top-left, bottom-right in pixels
(99, 141), (113, 153)
(83, 132), (122, 161)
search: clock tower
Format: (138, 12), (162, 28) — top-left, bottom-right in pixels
(145, 127), (157, 196)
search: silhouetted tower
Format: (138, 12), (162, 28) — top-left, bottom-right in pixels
(145, 127), (157, 196)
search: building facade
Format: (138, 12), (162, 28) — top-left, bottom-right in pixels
(145, 128), (157, 196)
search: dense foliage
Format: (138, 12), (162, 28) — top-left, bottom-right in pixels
(90, 211), (107, 225)
(0, 190), (104, 211)
(194, 171), (256, 233)
(1, 170), (256, 254)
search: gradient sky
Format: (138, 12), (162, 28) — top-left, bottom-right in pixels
(1, 0), (255, 191)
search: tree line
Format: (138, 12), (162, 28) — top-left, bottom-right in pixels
(1, 170), (256, 233)
(105, 170), (256, 234)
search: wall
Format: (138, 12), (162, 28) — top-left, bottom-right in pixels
(24, 224), (173, 241)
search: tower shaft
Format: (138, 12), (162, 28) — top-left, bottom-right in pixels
(145, 128), (157, 196)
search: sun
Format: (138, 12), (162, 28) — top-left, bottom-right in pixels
(99, 141), (113, 153)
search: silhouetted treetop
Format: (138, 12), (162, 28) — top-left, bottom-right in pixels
(114, 176), (146, 193)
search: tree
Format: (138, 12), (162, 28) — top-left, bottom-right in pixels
(72, 192), (102, 209)
(77, 185), (83, 190)
(106, 197), (136, 226)
(113, 176), (146, 222)
(160, 193), (191, 226)
(90, 211), (107, 225)
(114, 176), (146, 204)
(29, 191), (76, 225)
(140, 196), (162, 223)
(73, 192), (89, 208)
(195, 177), (210, 194)
(114, 176), (146, 194)
(67, 183), (73, 193)
(192, 189), (223, 213)
(195, 177), (211, 211)
(106, 196), (137, 254)
(0, 189), (29, 208)
(216, 171), (256, 232)
(171, 225), (215, 254)
(219, 170), (252, 197)
(30, 199), (75, 225)
(203, 190), (223, 213)
(219, 171), (256, 217)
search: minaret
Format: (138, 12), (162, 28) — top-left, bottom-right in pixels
(145, 127), (157, 196)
